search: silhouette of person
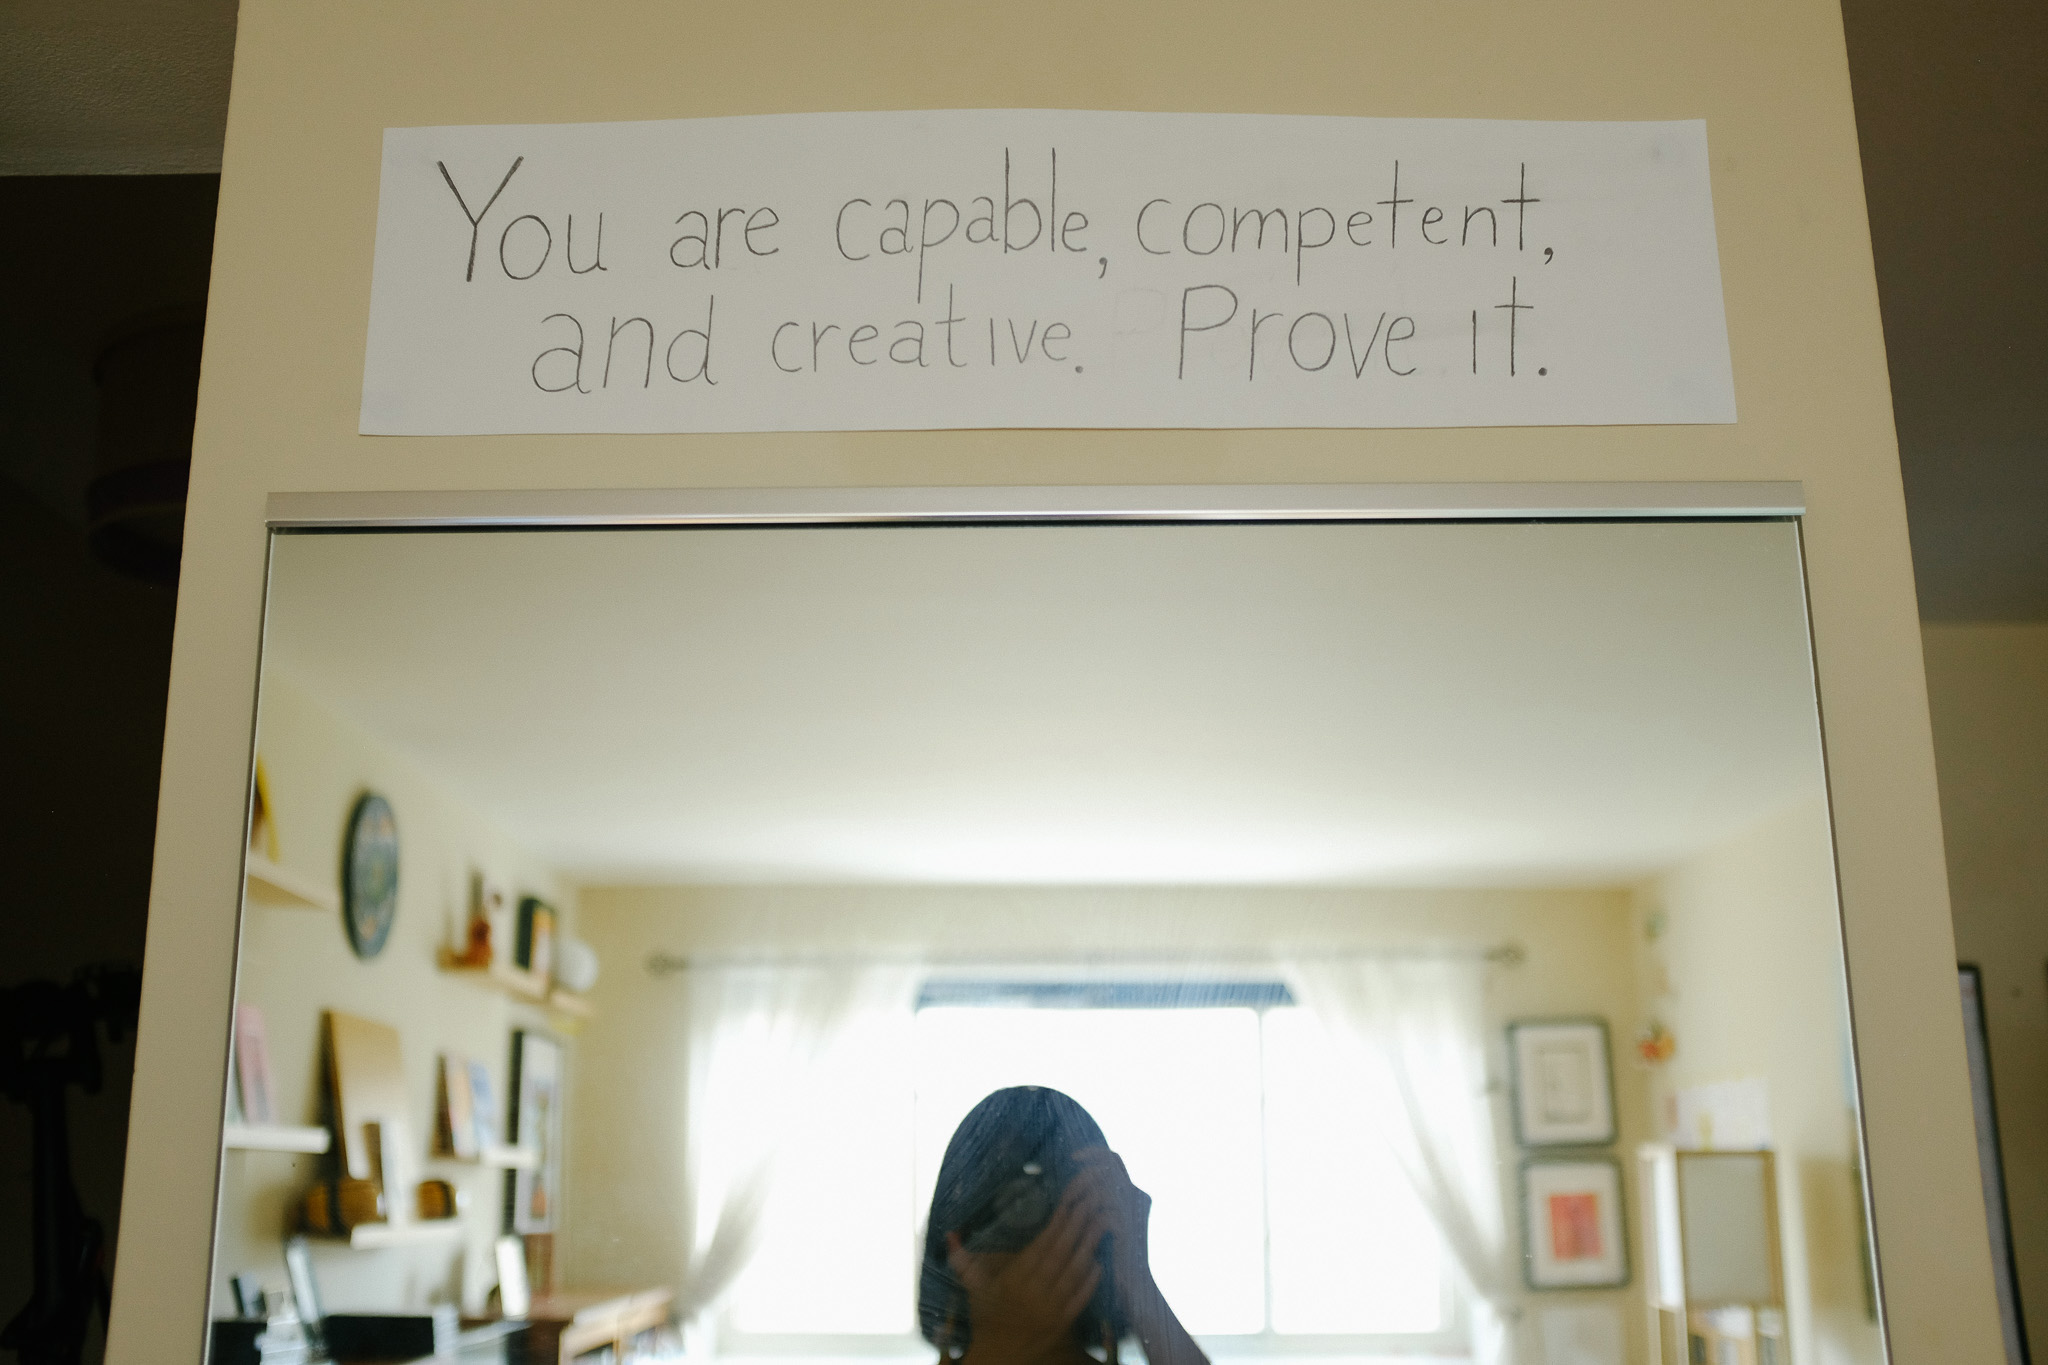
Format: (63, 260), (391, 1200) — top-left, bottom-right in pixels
(919, 1086), (1208, 1365)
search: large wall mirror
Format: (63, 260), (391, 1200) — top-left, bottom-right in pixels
(209, 505), (1882, 1365)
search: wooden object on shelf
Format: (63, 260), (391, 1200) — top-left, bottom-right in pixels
(302, 1178), (388, 1236)
(222, 1122), (331, 1153)
(325, 1011), (408, 1183)
(323, 1011), (435, 1239)
(1638, 1145), (1789, 1365)
(244, 853), (339, 911)
(513, 1288), (673, 1365)
(416, 1178), (462, 1221)
(448, 870), (505, 968)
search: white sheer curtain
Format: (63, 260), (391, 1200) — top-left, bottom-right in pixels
(1283, 956), (1520, 1365)
(671, 962), (921, 1328)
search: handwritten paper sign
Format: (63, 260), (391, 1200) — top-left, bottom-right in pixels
(361, 111), (1735, 434)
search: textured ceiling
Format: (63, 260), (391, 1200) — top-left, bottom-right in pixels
(1842, 0), (2048, 618)
(0, 0), (235, 174)
(1, 0), (2041, 617)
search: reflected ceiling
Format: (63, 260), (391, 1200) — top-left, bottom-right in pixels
(264, 520), (1824, 886)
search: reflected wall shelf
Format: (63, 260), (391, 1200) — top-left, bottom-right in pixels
(437, 954), (595, 1021)
(431, 1143), (540, 1169)
(544, 988), (593, 1019)
(340, 1221), (465, 1250)
(245, 854), (339, 912)
(223, 1122), (332, 1154)
(482, 1143), (540, 1169)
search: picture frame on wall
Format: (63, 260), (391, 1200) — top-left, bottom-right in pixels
(468, 1057), (500, 1151)
(435, 1053), (479, 1160)
(233, 1004), (275, 1125)
(505, 1030), (563, 1235)
(1508, 1017), (1617, 1147)
(515, 897), (556, 984)
(1521, 1157), (1630, 1290)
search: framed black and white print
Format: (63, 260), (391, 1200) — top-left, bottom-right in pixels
(1508, 1018), (1617, 1147)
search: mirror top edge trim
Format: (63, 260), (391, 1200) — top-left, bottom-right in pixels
(265, 481), (1805, 529)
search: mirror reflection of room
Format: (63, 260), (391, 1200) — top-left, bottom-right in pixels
(211, 521), (1880, 1365)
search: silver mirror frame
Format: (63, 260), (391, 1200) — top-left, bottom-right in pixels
(222, 479), (1893, 1362)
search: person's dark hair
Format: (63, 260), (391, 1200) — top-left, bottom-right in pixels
(918, 1086), (1123, 1355)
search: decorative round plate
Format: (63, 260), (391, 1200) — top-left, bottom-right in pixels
(342, 792), (400, 959)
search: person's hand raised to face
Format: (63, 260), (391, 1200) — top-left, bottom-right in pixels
(1065, 1147), (1157, 1322)
(945, 1173), (1114, 1365)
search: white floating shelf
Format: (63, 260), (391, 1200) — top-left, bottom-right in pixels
(437, 954), (595, 1021)
(545, 987), (594, 1019)
(223, 1122), (332, 1154)
(430, 1143), (540, 1169)
(245, 854), (339, 912)
(483, 1144), (540, 1169)
(344, 1220), (465, 1249)
(440, 955), (547, 999)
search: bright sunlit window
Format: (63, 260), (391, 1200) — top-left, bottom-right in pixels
(726, 982), (1450, 1351)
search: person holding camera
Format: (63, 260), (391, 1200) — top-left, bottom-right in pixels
(919, 1087), (1209, 1365)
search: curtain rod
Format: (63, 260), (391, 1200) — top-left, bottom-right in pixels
(643, 942), (1525, 978)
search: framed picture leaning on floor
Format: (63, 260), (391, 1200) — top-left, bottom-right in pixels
(506, 1030), (564, 1236)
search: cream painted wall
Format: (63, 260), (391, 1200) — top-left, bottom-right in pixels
(218, 671), (571, 1317)
(566, 884), (1648, 1358)
(1923, 624), (2048, 1343)
(1635, 799), (1881, 1365)
(120, 0), (1997, 1358)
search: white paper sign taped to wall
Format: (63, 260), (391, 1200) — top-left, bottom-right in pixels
(361, 110), (1736, 434)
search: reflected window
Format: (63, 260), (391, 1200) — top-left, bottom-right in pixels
(728, 981), (1450, 1351)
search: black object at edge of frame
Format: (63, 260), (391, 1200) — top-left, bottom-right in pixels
(1506, 1016), (1619, 1149)
(1517, 1153), (1631, 1292)
(515, 897), (553, 972)
(502, 1030), (526, 1238)
(1961, 963), (2031, 1365)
